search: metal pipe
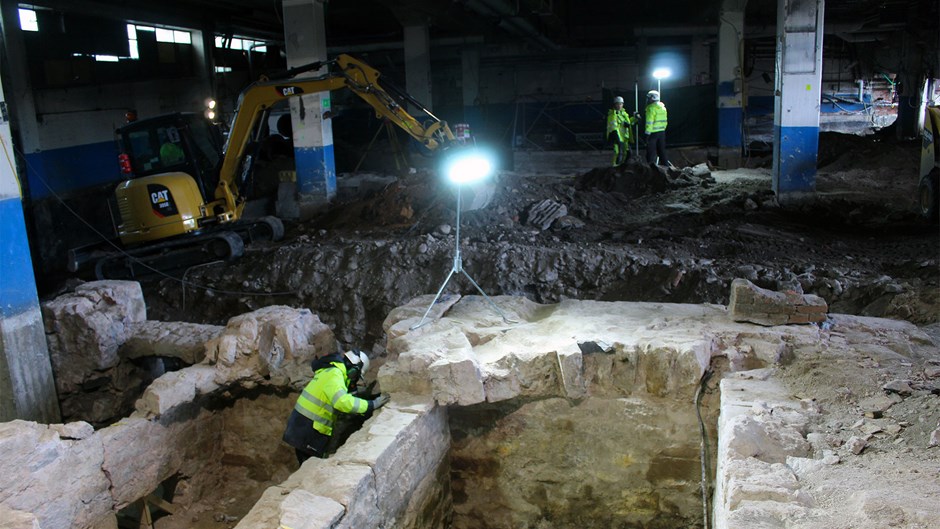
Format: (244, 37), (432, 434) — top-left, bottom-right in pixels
(634, 81), (640, 157)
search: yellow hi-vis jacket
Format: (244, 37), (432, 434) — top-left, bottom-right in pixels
(645, 101), (668, 134)
(294, 361), (369, 436)
(606, 108), (634, 142)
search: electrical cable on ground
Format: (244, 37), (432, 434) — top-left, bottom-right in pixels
(695, 368), (716, 529)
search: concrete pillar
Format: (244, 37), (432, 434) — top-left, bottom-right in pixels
(0, 68), (60, 423)
(282, 0), (334, 215)
(772, 0), (825, 204)
(0, 0), (39, 154)
(717, 0), (747, 168)
(691, 35), (711, 85)
(895, 32), (924, 140)
(461, 46), (482, 135)
(192, 25), (216, 106)
(404, 24), (432, 112)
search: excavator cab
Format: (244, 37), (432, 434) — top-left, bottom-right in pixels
(117, 113), (224, 203)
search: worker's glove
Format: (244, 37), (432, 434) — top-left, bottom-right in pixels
(352, 380), (378, 398)
(633, 112), (641, 119)
(372, 394), (390, 410)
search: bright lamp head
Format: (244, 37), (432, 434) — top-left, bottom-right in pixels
(445, 149), (493, 185)
(652, 68), (672, 80)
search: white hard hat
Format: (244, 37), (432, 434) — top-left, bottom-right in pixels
(613, 96), (624, 104)
(647, 90), (660, 102)
(344, 350), (371, 375)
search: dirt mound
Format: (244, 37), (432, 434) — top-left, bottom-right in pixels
(817, 130), (917, 173)
(317, 171), (445, 229)
(574, 159), (715, 196)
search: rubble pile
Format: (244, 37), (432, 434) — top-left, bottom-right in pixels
(574, 159), (715, 196)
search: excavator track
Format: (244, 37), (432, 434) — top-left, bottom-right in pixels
(72, 216), (284, 280)
(93, 230), (245, 280)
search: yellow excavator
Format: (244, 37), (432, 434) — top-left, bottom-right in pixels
(71, 54), (457, 278)
(920, 104), (939, 221)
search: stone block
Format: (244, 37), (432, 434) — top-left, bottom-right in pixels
(122, 321), (223, 364)
(723, 415), (811, 464)
(729, 279), (828, 326)
(0, 420), (110, 529)
(99, 413), (219, 509)
(383, 294), (462, 339)
(234, 486), (292, 529)
(557, 348), (586, 398)
(299, 463), (374, 528)
(49, 421), (94, 440)
(725, 458), (810, 511)
(133, 364), (219, 417)
(135, 371), (196, 417)
(0, 505), (41, 529)
(204, 306), (334, 388)
(279, 490), (344, 529)
(41, 281), (146, 394)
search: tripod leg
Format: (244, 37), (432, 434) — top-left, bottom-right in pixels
(461, 270), (517, 324)
(410, 267), (459, 330)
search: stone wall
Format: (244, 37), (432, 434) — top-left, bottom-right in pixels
(381, 296), (724, 528)
(234, 400), (452, 529)
(40, 281), (224, 425)
(0, 407), (221, 529)
(1, 301), (334, 529)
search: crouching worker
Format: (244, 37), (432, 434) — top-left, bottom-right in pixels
(282, 349), (390, 464)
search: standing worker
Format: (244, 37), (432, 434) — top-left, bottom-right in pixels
(644, 90), (670, 167)
(282, 350), (390, 464)
(606, 96), (638, 166)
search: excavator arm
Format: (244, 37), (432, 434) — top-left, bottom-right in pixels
(213, 54), (456, 218)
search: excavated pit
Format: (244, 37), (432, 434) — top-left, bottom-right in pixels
(4, 294), (940, 529)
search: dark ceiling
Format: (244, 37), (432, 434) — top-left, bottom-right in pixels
(17, 0), (938, 53)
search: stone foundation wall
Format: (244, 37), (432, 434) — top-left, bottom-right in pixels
(234, 400), (452, 529)
(1, 299), (335, 529)
(0, 405), (221, 529)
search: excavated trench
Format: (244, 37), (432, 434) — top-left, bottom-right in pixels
(142, 206), (937, 351)
(109, 343), (724, 529)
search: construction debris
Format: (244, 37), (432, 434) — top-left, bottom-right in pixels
(728, 278), (829, 326)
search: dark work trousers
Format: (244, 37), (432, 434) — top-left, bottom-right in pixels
(283, 410), (330, 464)
(646, 131), (669, 166)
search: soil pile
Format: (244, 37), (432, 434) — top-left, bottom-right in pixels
(574, 159), (715, 196)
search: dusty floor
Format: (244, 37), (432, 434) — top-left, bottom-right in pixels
(773, 316), (940, 528)
(128, 130), (938, 527)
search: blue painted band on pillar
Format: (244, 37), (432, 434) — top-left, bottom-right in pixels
(718, 107), (743, 148)
(294, 144), (336, 196)
(0, 196), (40, 317)
(773, 125), (819, 194)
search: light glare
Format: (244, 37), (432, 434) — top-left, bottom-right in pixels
(652, 68), (672, 80)
(447, 153), (492, 184)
